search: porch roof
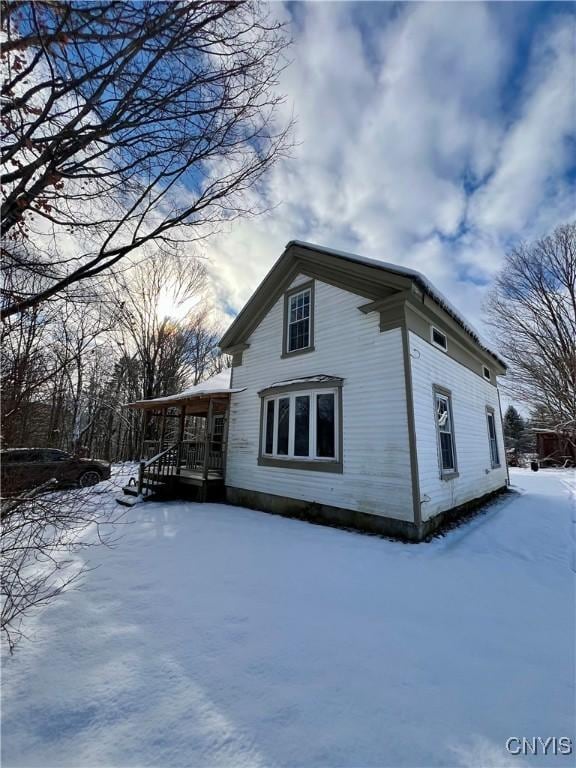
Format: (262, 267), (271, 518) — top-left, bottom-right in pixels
(124, 369), (244, 413)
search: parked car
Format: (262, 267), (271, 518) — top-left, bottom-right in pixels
(1, 448), (111, 496)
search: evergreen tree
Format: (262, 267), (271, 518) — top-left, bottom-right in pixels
(504, 405), (529, 453)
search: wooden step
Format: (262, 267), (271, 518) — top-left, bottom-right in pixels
(116, 495), (140, 507)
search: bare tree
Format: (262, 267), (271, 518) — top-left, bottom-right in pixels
(1, 481), (121, 652)
(1, 0), (292, 318)
(486, 222), (576, 442)
(113, 255), (214, 399)
(1, 266), (117, 449)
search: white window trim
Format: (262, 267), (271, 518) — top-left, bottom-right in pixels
(431, 326), (448, 352)
(482, 365), (491, 381)
(262, 388), (339, 462)
(286, 288), (312, 354)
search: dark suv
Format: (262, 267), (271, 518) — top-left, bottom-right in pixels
(1, 448), (111, 495)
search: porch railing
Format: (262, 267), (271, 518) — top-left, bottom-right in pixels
(137, 443), (178, 496)
(141, 437), (224, 480)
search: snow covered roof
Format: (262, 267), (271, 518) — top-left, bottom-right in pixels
(289, 241), (505, 366)
(220, 240), (505, 368)
(258, 375), (343, 395)
(124, 369), (244, 409)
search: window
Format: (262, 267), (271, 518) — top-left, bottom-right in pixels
(211, 414), (225, 449)
(431, 327), (447, 351)
(434, 388), (457, 476)
(482, 365), (491, 381)
(277, 397), (290, 455)
(260, 386), (341, 471)
(486, 408), (500, 467)
(283, 282), (314, 357)
(265, 400), (274, 454)
(2, 451), (34, 464)
(42, 450), (70, 462)
(294, 395), (310, 456)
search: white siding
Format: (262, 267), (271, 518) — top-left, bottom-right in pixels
(227, 276), (414, 521)
(409, 331), (507, 521)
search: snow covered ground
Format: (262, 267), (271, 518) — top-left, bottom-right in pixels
(2, 468), (575, 767)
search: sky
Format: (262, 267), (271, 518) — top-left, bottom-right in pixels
(203, 1), (575, 339)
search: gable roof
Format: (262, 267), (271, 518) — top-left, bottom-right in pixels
(220, 240), (505, 367)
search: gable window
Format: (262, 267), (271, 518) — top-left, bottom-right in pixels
(282, 281), (315, 357)
(433, 387), (457, 477)
(431, 326), (448, 351)
(260, 383), (342, 472)
(482, 365), (491, 381)
(486, 407), (500, 468)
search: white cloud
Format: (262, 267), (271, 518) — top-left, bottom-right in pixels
(469, 19), (575, 238)
(204, 2), (575, 339)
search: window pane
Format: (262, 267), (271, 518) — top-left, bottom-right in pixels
(433, 328), (447, 349)
(440, 432), (454, 470)
(316, 393), (335, 458)
(487, 413), (496, 439)
(289, 318), (309, 351)
(265, 400), (274, 454)
(277, 398), (290, 455)
(436, 396), (450, 431)
(290, 290), (310, 322)
(491, 439), (499, 465)
(294, 396), (310, 456)
(487, 413), (499, 464)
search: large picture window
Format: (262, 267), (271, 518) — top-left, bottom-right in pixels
(260, 386), (341, 471)
(486, 407), (500, 468)
(434, 388), (457, 477)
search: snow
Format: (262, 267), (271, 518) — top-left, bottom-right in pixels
(289, 240), (506, 366)
(2, 468), (574, 767)
(260, 374), (343, 392)
(124, 369), (244, 408)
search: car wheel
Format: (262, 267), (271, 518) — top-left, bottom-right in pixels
(78, 470), (101, 487)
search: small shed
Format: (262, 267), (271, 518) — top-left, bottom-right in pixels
(533, 428), (576, 468)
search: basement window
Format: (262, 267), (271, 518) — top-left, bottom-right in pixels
(431, 326), (448, 351)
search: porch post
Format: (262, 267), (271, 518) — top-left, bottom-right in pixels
(159, 407), (167, 451)
(221, 400), (230, 480)
(202, 398), (214, 482)
(138, 409), (150, 460)
(175, 405), (186, 475)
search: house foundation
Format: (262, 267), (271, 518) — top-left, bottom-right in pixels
(225, 484), (509, 542)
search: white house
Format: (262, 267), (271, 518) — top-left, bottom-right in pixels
(217, 241), (508, 540)
(124, 241), (508, 541)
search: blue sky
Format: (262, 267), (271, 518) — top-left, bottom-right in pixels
(205, 1), (575, 336)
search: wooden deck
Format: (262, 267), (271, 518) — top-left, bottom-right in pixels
(140, 466), (224, 488)
(118, 437), (226, 506)
(118, 392), (230, 507)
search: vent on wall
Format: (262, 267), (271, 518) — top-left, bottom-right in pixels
(431, 327), (447, 351)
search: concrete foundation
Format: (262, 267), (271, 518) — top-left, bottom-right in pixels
(224, 484), (509, 542)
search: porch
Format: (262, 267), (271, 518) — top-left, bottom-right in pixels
(119, 370), (240, 505)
